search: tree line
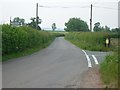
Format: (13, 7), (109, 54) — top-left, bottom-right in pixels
(64, 17), (120, 32)
(10, 17), (119, 32)
(10, 17), (56, 31)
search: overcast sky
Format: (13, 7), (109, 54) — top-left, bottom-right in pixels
(0, 0), (119, 30)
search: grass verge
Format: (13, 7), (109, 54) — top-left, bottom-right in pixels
(100, 52), (119, 88)
(2, 39), (54, 62)
(65, 32), (110, 51)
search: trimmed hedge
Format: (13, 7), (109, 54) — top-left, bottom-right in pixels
(2, 24), (55, 55)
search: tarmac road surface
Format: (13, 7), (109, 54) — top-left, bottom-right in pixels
(2, 37), (109, 88)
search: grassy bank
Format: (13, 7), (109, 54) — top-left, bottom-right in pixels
(100, 39), (119, 88)
(2, 25), (58, 61)
(2, 39), (54, 61)
(65, 32), (110, 51)
(100, 51), (119, 88)
(65, 32), (119, 88)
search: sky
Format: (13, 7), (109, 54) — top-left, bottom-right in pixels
(0, 0), (119, 30)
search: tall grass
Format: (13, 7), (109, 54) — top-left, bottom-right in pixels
(65, 32), (110, 51)
(100, 51), (119, 88)
(100, 40), (119, 88)
(2, 24), (56, 61)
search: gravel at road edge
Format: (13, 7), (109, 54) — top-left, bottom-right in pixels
(80, 66), (105, 88)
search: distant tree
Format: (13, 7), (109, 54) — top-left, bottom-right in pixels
(11, 17), (25, 27)
(64, 18), (89, 32)
(52, 23), (56, 31)
(93, 22), (101, 32)
(111, 28), (120, 33)
(101, 26), (110, 32)
(27, 17), (42, 30)
(104, 26), (110, 32)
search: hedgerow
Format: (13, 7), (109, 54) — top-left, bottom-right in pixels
(2, 24), (55, 56)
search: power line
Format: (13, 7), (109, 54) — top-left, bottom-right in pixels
(39, 5), (90, 8)
(39, 5), (119, 10)
(93, 5), (118, 10)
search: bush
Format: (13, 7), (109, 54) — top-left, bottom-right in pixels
(2, 24), (55, 55)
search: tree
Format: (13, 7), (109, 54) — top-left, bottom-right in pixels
(27, 17), (42, 30)
(11, 17), (25, 27)
(93, 22), (101, 32)
(104, 26), (110, 32)
(93, 22), (111, 32)
(100, 26), (110, 32)
(111, 28), (120, 33)
(52, 23), (56, 31)
(64, 18), (89, 32)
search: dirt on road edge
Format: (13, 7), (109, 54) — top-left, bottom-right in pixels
(80, 66), (105, 88)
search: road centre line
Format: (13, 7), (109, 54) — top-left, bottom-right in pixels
(82, 50), (92, 68)
(92, 55), (99, 64)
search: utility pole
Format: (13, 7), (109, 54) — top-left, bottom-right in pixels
(90, 4), (93, 32)
(118, 1), (120, 28)
(10, 17), (12, 25)
(36, 3), (38, 30)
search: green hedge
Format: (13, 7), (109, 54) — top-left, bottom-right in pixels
(65, 32), (110, 51)
(2, 24), (55, 55)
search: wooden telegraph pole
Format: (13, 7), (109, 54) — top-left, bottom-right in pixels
(10, 17), (12, 25)
(36, 3), (38, 30)
(90, 4), (93, 32)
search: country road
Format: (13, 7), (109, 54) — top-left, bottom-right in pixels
(2, 37), (109, 88)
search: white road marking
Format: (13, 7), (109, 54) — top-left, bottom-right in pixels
(92, 55), (99, 64)
(86, 55), (92, 67)
(82, 50), (92, 68)
(82, 50), (87, 56)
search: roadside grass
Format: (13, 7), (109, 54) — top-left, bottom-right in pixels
(2, 39), (54, 62)
(100, 39), (119, 88)
(100, 51), (119, 88)
(65, 32), (110, 51)
(65, 32), (119, 88)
